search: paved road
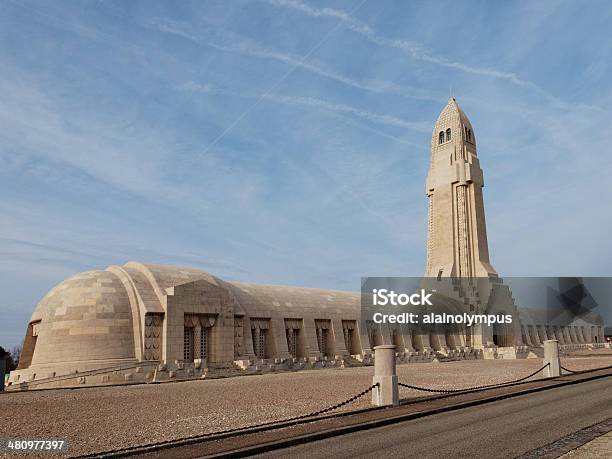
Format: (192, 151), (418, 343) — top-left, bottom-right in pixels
(258, 377), (612, 459)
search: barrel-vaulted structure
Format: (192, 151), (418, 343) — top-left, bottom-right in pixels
(11, 262), (375, 388)
(11, 260), (482, 390)
(10, 268), (604, 390)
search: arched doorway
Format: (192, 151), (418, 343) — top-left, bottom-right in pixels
(492, 313), (514, 347)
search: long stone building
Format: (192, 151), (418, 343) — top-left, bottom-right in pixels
(7, 99), (605, 390)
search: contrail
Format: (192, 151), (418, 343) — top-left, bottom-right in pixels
(197, 0), (370, 158)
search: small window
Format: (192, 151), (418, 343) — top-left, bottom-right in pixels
(286, 328), (298, 358)
(316, 328), (329, 357)
(468, 129), (472, 142)
(252, 328), (267, 359)
(438, 131), (444, 144)
(184, 327), (194, 361)
(446, 128), (452, 142)
(343, 328), (353, 355)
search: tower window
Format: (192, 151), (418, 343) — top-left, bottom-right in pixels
(446, 128), (452, 142)
(464, 126), (472, 142)
(438, 131), (444, 145)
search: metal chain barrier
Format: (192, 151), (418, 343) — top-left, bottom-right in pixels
(228, 382), (380, 429)
(560, 363), (612, 375)
(398, 363), (550, 394)
(74, 382), (380, 459)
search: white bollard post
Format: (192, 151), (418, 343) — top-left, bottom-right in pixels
(543, 339), (561, 377)
(372, 345), (399, 406)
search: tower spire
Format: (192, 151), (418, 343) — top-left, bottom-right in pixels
(425, 99), (496, 279)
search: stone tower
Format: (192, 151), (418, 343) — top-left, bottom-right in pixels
(425, 98), (497, 279)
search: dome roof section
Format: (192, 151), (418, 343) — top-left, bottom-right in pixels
(29, 270), (136, 366)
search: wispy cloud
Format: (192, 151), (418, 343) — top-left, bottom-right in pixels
(266, 0), (375, 35)
(265, 0), (595, 109)
(178, 80), (427, 132)
(0, 75), (168, 197)
(263, 94), (429, 132)
(156, 21), (441, 102)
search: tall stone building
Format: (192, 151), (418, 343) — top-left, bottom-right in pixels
(425, 98), (496, 279)
(6, 99), (605, 390)
(423, 99), (520, 351)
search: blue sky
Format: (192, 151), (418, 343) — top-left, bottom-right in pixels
(1, 0), (612, 347)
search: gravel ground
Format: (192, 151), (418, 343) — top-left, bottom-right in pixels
(1, 355), (611, 457)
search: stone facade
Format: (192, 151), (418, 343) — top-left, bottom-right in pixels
(6, 99), (605, 390)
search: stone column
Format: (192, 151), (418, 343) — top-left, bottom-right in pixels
(539, 325), (548, 342)
(456, 329), (467, 348)
(583, 326), (592, 343)
(436, 333), (448, 350)
(355, 321), (372, 358)
(331, 319), (348, 357)
(543, 340), (560, 378)
(372, 345), (399, 407)
(402, 329), (415, 352)
(305, 320), (323, 358)
(521, 326), (532, 347)
(241, 318), (256, 358)
(569, 326), (579, 345)
(561, 326), (569, 345)
(382, 325), (394, 346)
(270, 318), (292, 359)
(555, 327), (566, 345)
(580, 326), (588, 344)
(430, 333), (448, 352)
(416, 332), (432, 353)
(194, 323), (202, 360)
